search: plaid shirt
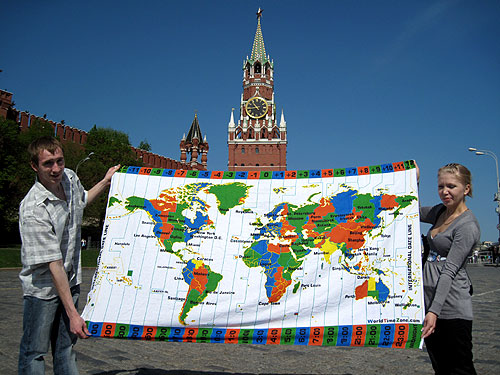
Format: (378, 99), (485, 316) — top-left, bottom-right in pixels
(19, 169), (87, 299)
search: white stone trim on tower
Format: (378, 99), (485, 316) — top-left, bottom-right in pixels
(280, 109), (286, 129)
(228, 108), (235, 129)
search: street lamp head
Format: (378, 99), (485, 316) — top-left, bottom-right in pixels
(76, 152), (96, 174)
(468, 147), (477, 152)
(476, 152), (485, 156)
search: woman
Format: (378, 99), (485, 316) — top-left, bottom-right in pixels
(420, 163), (479, 375)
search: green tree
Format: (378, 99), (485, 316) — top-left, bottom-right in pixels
(138, 139), (152, 152)
(62, 142), (87, 172)
(17, 118), (56, 150)
(0, 118), (24, 240)
(77, 126), (142, 228)
(0, 118), (55, 244)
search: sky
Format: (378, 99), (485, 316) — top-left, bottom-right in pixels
(1, 0), (500, 241)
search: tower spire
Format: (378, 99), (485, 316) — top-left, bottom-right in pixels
(186, 112), (202, 142)
(250, 9), (268, 64)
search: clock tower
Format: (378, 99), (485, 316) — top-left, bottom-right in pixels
(228, 9), (287, 171)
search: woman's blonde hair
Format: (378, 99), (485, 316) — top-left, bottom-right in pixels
(438, 163), (473, 197)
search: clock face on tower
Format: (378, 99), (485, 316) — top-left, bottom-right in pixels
(245, 97), (268, 119)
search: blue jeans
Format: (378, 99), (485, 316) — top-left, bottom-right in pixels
(18, 285), (80, 375)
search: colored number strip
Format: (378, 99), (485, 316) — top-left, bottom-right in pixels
(118, 160), (416, 179)
(86, 322), (422, 349)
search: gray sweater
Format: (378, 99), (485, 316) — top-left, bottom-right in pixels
(420, 205), (480, 320)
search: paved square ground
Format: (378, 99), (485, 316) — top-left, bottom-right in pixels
(1, 265), (499, 374)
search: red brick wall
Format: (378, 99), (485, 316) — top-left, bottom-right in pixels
(0, 89), (204, 170)
(228, 143), (286, 171)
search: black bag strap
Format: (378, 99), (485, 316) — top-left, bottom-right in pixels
(421, 205), (445, 265)
(421, 234), (430, 265)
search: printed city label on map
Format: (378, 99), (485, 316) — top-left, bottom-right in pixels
(82, 160), (424, 348)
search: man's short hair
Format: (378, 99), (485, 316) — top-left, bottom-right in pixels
(28, 136), (63, 165)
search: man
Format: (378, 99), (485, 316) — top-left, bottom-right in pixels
(18, 136), (120, 374)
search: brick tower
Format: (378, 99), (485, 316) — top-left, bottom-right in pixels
(228, 9), (287, 171)
(180, 113), (209, 170)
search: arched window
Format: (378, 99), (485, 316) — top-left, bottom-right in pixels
(264, 63), (270, 76)
(255, 147), (259, 154)
(248, 128), (254, 139)
(236, 129), (242, 139)
(273, 129), (280, 138)
(256, 164), (259, 166)
(241, 147), (245, 154)
(254, 62), (261, 74)
(261, 129), (266, 138)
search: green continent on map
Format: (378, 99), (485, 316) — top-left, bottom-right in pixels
(394, 195), (418, 217)
(108, 196), (121, 207)
(123, 196), (145, 211)
(242, 189), (417, 304)
(207, 182), (251, 214)
(179, 259), (223, 325)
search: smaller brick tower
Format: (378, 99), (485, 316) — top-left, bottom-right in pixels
(180, 113), (209, 170)
(228, 9), (287, 171)
(0, 90), (17, 121)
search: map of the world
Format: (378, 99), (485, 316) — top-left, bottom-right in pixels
(82, 161), (424, 348)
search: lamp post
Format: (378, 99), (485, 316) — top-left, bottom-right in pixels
(468, 147), (500, 245)
(75, 152), (94, 174)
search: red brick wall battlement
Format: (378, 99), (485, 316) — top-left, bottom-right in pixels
(0, 89), (202, 170)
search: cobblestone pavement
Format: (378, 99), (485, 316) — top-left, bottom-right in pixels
(1, 265), (499, 374)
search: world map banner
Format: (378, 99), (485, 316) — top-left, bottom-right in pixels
(82, 160), (424, 348)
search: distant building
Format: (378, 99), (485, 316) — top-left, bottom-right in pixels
(228, 10), (287, 171)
